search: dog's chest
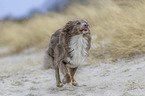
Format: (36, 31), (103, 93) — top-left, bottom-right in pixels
(68, 34), (88, 66)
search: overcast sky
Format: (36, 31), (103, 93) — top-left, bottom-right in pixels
(0, 0), (69, 19)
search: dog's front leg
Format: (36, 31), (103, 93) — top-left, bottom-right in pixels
(60, 61), (71, 84)
(54, 63), (63, 87)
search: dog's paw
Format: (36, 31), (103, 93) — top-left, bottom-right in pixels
(72, 81), (78, 86)
(57, 83), (63, 87)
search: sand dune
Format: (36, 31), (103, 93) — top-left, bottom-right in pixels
(1, 51), (145, 96)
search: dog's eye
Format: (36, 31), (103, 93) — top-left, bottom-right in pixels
(77, 22), (81, 25)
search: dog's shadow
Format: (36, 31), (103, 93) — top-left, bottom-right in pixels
(48, 84), (87, 94)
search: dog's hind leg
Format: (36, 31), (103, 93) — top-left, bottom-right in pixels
(69, 67), (78, 86)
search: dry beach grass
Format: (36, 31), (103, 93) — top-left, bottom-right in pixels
(0, 0), (145, 60)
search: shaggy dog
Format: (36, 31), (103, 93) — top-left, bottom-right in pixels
(43, 19), (91, 87)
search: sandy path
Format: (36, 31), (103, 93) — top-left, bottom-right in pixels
(0, 52), (145, 96)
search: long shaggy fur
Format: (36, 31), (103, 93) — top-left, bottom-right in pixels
(69, 34), (88, 66)
(43, 19), (91, 87)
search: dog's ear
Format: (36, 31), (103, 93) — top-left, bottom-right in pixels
(62, 20), (74, 32)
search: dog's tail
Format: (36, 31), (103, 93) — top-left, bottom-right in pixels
(43, 53), (53, 69)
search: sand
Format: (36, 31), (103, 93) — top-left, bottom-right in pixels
(0, 51), (145, 96)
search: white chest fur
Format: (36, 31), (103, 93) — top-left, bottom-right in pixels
(68, 34), (88, 66)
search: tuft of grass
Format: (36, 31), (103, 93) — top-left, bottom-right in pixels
(0, 0), (145, 61)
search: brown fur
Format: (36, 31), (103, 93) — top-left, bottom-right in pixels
(43, 19), (91, 87)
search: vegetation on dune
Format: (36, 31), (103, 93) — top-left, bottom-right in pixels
(0, 0), (145, 60)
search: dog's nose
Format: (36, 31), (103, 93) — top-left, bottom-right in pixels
(84, 23), (88, 27)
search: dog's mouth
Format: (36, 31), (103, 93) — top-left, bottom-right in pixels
(81, 27), (89, 34)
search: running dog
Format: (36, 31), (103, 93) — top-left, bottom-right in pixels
(43, 19), (91, 87)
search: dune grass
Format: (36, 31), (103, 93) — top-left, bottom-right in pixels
(0, 0), (145, 61)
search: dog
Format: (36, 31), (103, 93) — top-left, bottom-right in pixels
(43, 19), (91, 87)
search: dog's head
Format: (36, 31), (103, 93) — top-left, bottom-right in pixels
(62, 19), (90, 35)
